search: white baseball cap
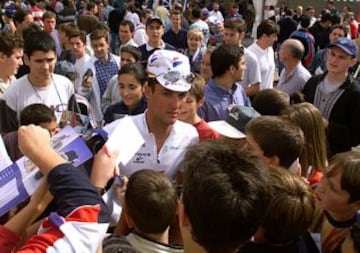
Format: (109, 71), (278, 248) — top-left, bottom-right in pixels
(147, 50), (193, 92)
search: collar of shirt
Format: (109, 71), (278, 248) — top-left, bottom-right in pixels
(146, 41), (166, 51)
(208, 78), (238, 95)
(95, 53), (117, 65)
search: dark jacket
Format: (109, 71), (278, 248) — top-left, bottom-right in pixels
(302, 73), (360, 155)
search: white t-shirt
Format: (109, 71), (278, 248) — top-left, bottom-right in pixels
(238, 48), (262, 88)
(104, 112), (199, 180)
(247, 42), (275, 90)
(3, 74), (74, 121)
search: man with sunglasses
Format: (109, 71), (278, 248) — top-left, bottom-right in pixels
(99, 50), (198, 225)
(302, 37), (360, 156)
(104, 49), (198, 180)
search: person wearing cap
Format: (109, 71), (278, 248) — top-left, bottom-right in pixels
(302, 37), (360, 156)
(98, 49), (198, 228)
(208, 105), (259, 147)
(198, 44), (249, 122)
(103, 49), (198, 180)
(138, 16), (175, 67)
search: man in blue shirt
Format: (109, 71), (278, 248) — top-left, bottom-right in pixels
(163, 9), (188, 52)
(198, 44), (249, 122)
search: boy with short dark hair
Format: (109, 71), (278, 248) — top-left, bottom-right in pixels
(240, 166), (318, 253)
(245, 116), (304, 174)
(3, 103), (59, 161)
(102, 169), (182, 253)
(179, 141), (270, 253)
(179, 73), (220, 141)
(2, 31), (74, 133)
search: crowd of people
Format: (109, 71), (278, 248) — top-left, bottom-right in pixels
(0, 0), (360, 252)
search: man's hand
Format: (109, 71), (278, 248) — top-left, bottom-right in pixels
(91, 146), (119, 189)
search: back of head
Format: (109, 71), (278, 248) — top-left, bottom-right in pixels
(246, 116), (305, 168)
(262, 166), (315, 243)
(281, 103), (327, 175)
(24, 31), (56, 57)
(252, 89), (289, 116)
(192, 7), (201, 19)
(20, 103), (56, 125)
(22, 23), (42, 41)
(300, 15), (311, 29)
(125, 169), (177, 234)
(211, 44), (244, 77)
(327, 151), (360, 203)
(180, 141), (270, 253)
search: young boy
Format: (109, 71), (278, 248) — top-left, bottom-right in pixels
(240, 166), (318, 253)
(102, 169), (182, 253)
(3, 103), (59, 162)
(311, 151), (360, 253)
(178, 73), (220, 142)
(2, 31), (74, 133)
(245, 116), (304, 174)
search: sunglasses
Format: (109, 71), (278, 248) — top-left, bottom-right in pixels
(149, 70), (195, 83)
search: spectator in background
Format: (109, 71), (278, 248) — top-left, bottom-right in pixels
(208, 2), (224, 24)
(198, 44), (249, 122)
(309, 12), (333, 50)
(118, 20), (138, 51)
(277, 9), (297, 45)
(179, 73), (220, 141)
(183, 30), (204, 73)
(102, 46), (142, 112)
(29, 0), (43, 28)
(293, 5), (303, 24)
(199, 47), (214, 84)
(290, 16), (315, 69)
(344, 12), (359, 39)
(13, 10), (34, 40)
(133, 8), (152, 47)
(163, 9), (188, 52)
(189, 7), (210, 47)
(103, 63), (147, 124)
(309, 24), (347, 74)
(277, 38), (311, 95)
(304, 6), (316, 28)
(57, 0), (76, 24)
(42, 11), (62, 57)
(248, 20), (279, 90)
(138, 17), (175, 67)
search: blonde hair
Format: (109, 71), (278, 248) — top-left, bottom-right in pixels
(187, 29), (204, 41)
(282, 102), (327, 176)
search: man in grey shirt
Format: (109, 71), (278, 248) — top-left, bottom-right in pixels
(277, 38), (311, 95)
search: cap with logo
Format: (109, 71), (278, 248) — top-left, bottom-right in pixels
(147, 50), (193, 92)
(146, 16), (164, 27)
(208, 106), (261, 139)
(328, 37), (358, 58)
